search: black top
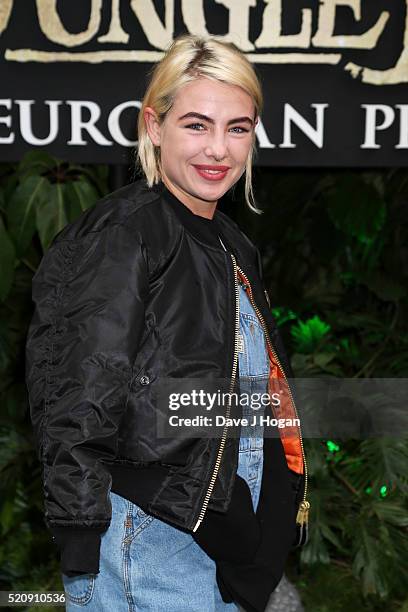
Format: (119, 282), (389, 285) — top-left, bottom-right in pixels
(155, 180), (234, 251)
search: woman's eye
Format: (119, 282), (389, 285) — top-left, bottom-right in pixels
(230, 126), (249, 134)
(185, 123), (205, 131)
(184, 123), (249, 133)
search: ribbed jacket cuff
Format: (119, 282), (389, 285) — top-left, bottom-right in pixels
(51, 528), (103, 577)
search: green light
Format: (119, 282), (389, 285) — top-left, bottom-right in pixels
(326, 440), (340, 453)
(271, 307), (297, 326)
(291, 315), (331, 353)
(365, 487), (372, 494)
(380, 486), (387, 497)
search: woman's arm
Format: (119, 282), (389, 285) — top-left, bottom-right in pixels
(25, 222), (149, 575)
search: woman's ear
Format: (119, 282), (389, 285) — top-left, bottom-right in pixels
(144, 107), (161, 147)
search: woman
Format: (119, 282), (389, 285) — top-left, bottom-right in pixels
(25, 34), (309, 612)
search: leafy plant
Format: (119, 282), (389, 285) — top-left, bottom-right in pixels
(291, 315), (331, 354)
(0, 152), (109, 607)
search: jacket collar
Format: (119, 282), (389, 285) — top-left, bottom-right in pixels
(150, 179), (235, 252)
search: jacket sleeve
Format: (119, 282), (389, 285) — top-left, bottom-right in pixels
(25, 222), (149, 576)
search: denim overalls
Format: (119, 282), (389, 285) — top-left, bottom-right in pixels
(235, 277), (269, 514)
(62, 271), (269, 612)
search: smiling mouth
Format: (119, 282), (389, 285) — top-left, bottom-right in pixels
(193, 165), (230, 172)
(192, 165), (231, 180)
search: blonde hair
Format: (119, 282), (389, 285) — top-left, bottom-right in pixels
(136, 34), (264, 215)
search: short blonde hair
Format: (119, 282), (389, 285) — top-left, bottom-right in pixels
(136, 34), (264, 214)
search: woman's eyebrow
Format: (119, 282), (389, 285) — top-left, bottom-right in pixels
(178, 112), (254, 126)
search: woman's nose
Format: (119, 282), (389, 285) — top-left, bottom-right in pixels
(204, 132), (228, 161)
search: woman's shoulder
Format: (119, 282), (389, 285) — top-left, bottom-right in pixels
(50, 178), (170, 245)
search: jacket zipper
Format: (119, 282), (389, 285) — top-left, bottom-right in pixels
(235, 265), (310, 527)
(192, 250), (240, 532)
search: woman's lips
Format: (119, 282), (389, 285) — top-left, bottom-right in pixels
(193, 166), (230, 181)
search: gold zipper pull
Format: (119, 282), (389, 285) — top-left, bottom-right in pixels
(296, 500), (310, 525)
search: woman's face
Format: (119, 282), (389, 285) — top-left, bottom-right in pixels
(144, 77), (258, 217)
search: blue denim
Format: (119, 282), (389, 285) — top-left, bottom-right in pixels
(62, 284), (269, 611)
(235, 283), (269, 513)
(62, 491), (239, 611)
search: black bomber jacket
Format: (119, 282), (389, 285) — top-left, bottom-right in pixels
(25, 178), (308, 608)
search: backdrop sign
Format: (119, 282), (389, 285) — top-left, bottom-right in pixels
(1, 1), (408, 166)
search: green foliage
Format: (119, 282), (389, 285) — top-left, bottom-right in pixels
(0, 151), (105, 303)
(271, 305), (297, 326)
(326, 174), (386, 244)
(291, 315), (331, 354)
(238, 167), (408, 610)
(0, 152), (109, 601)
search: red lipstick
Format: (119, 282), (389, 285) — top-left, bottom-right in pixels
(192, 164), (230, 182)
